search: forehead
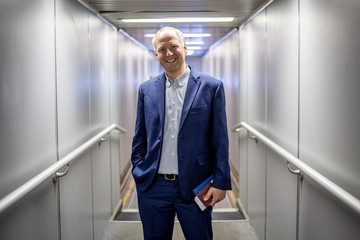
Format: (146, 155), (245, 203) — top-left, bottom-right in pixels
(155, 30), (182, 47)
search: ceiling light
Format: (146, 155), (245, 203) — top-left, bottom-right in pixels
(145, 33), (211, 38)
(119, 17), (235, 23)
(144, 34), (155, 38)
(187, 50), (195, 55)
(187, 41), (204, 45)
(184, 33), (211, 38)
(187, 46), (202, 50)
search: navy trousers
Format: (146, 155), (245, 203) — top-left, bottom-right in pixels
(137, 175), (213, 240)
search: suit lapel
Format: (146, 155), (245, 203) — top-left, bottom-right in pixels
(179, 71), (201, 132)
(156, 74), (166, 132)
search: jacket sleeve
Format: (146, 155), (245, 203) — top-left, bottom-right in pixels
(210, 81), (232, 190)
(131, 86), (147, 167)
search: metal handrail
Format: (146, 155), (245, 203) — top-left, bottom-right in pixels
(0, 124), (127, 215)
(232, 121), (360, 216)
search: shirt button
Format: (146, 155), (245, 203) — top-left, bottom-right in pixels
(172, 102), (176, 105)
(172, 118), (175, 121)
(172, 152), (175, 156)
(171, 135), (175, 138)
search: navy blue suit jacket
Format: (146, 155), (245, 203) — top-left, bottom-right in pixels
(131, 67), (231, 202)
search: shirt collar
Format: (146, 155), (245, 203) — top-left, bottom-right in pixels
(165, 65), (190, 87)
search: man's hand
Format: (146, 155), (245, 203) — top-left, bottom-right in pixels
(203, 187), (226, 207)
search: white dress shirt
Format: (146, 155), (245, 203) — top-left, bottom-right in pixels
(158, 66), (190, 175)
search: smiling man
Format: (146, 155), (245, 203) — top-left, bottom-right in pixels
(153, 27), (188, 80)
(131, 26), (231, 240)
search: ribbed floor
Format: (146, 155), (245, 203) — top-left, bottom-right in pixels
(116, 208), (244, 221)
(101, 219), (259, 240)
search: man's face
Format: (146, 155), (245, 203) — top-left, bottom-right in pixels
(154, 30), (187, 79)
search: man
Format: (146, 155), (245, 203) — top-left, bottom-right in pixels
(131, 26), (231, 240)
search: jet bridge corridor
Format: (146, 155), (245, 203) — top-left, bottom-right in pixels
(1, 0), (360, 240)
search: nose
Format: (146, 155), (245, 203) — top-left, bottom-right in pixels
(166, 48), (173, 56)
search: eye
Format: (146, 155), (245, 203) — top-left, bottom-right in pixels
(158, 48), (166, 53)
(172, 45), (177, 49)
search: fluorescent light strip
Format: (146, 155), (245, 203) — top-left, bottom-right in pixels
(187, 41), (204, 45)
(184, 33), (211, 38)
(145, 33), (211, 38)
(187, 50), (195, 55)
(187, 46), (202, 50)
(120, 17), (234, 23)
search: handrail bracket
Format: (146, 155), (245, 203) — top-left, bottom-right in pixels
(247, 131), (258, 143)
(53, 164), (70, 183)
(286, 162), (303, 180)
(99, 133), (110, 145)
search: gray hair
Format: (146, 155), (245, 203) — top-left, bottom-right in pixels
(152, 27), (186, 52)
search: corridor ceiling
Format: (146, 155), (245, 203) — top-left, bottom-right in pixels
(86, 0), (267, 56)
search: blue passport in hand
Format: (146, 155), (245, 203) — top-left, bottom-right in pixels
(193, 174), (214, 211)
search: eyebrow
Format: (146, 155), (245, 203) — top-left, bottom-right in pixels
(157, 42), (179, 50)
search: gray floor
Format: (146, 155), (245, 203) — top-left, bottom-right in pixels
(101, 219), (259, 240)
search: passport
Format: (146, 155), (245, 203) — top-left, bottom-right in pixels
(193, 174), (214, 211)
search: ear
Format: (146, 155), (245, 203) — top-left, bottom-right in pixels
(184, 43), (188, 55)
(155, 51), (160, 61)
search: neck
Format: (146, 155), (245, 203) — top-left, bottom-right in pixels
(166, 65), (187, 81)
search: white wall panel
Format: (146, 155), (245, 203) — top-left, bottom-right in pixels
(118, 34), (139, 175)
(89, 14), (112, 240)
(246, 11), (267, 240)
(109, 27), (121, 211)
(55, 0), (93, 239)
(265, 0), (299, 239)
(0, 0), (58, 239)
(238, 26), (249, 210)
(58, 152), (93, 240)
(221, 32), (241, 180)
(202, 54), (214, 77)
(299, 0), (360, 239)
(117, 32), (160, 179)
(186, 56), (203, 72)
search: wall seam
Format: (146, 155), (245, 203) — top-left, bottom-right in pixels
(296, 0), (302, 240)
(264, 8), (269, 240)
(108, 26), (114, 212)
(245, 24), (249, 214)
(53, 0), (62, 239)
(87, 10), (95, 240)
(117, 31), (122, 189)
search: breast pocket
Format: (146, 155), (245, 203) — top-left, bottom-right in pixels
(189, 105), (207, 114)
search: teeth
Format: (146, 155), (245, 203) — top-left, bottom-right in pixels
(166, 58), (176, 63)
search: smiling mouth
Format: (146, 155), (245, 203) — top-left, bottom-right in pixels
(166, 58), (176, 63)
